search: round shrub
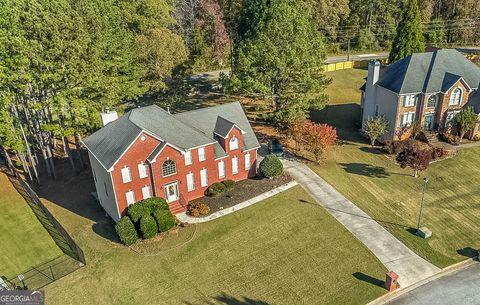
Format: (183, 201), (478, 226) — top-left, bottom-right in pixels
(187, 202), (210, 217)
(206, 182), (226, 196)
(222, 180), (235, 190)
(142, 197), (169, 214)
(127, 201), (150, 223)
(115, 216), (138, 246)
(259, 154), (283, 178)
(153, 210), (176, 232)
(140, 215), (158, 239)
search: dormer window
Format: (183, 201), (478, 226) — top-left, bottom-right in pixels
(449, 87), (462, 105)
(230, 136), (239, 150)
(162, 159), (176, 177)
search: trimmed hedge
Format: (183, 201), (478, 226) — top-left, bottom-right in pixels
(259, 154), (283, 178)
(143, 197), (169, 213)
(153, 210), (176, 232)
(222, 179), (235, 190)
(140, 215), (158, 239)
(115, 216), (138, 246)
(206, 182), (226, 196)
(127, 201), (150, 223)
(128, 197), (169, 222)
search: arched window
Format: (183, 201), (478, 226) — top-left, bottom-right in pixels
(427, 95), (437, 108)
(162, 159), (176, 177)
(230, 136), (239, 150)
(449, 88), (462, 105)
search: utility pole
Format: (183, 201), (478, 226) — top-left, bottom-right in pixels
(347, 39), (351, 61)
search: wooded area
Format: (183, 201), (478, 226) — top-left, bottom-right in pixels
(0, 0), (478, 183)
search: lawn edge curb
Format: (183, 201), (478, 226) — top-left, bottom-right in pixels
(176, 180), (298, 223)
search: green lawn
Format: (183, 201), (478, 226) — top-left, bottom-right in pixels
(309, 68), (480, 268)
(44, 184), (386, 305)
(0, 172), (63, 278)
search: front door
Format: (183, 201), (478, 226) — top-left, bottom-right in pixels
(424, 114), (433, 130)
(164, 182), (179, 203)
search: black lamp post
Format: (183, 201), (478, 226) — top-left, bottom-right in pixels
(416, 177), (429, 233)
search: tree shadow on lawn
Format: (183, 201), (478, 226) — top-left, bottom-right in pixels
(352, 272), (385, 289)
(339, 163), (390, 178)
(184, 293), (270, 305)
(457, 247), (478, 259)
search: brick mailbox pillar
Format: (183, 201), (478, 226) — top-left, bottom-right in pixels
(385, 271), (399, 292)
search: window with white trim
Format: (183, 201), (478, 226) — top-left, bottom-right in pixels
(400, 112), (415, 127)
(244, 153), (251, 170)
(427, 95), (437, 108)
(142, 185), (151, 200)
(200, 168), (208, 187)
(186, 172), (195, 192)
(126, 190), (135, 206)
(404, 95), (417, 107)
(121, 166), (132, 183)
(138, 162), (148, 179)
(449, 87), (462, 105)
(184, 150), (192, 165)
(218, 160), (225, 178)
(232, 156), (238, 174)
(162, 159), (176, 177)
(446, 110), (461, 126)
(230, 136), (239, 150)
(198, 147), (206, 161)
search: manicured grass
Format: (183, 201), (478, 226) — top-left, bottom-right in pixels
(309, 67), (480, 268)
(0, 172), (63, 278)
(44, 185), (386, 305)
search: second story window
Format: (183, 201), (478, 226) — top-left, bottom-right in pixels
(198, 147), (206, 161)
(427, 95), (437, 108)
(162, 159), (176, 177)
(230, 136), (239, 150)
(449, 88), (462, 105)
(404, 95), (417, 107)
(121, 166), (132, 183)
(184, 150), (192, 165)
(138, 162), (148, 179)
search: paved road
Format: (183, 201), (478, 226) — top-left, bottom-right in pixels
(386, 263), (480, 305)
(282, 160), (440, 288)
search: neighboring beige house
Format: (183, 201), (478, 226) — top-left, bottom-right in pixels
(361, 49), (480, 141)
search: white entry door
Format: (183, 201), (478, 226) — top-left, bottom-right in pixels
(164, 182), (179, 203)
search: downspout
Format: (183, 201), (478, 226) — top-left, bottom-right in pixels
(148, 161), (157, 197)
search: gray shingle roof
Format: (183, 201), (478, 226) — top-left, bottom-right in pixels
(213, 142), (228, 159)
(83, 114), (142, 170)
(175, 102), (260, 152)
(147, 142), (167, 163)
(214, 116), (236, 138)
(466, 90), (480, 114)
(84, 102), (259, 170)
(377, 49), (480, 94)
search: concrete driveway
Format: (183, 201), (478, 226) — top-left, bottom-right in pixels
(283, 159), (440, 288)
(386, 262), (480, 305)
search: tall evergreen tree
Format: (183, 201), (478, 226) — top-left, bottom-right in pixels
(228, 0), (330, 130)
(389, 0), (425, 62)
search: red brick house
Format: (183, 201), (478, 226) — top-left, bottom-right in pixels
(83, 102), (260, 221)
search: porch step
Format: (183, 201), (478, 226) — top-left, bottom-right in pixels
(423, 131), (440, 145)
(169, 201), (187, 215)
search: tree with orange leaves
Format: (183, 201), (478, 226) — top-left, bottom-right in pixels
(291, 120), (337, 163)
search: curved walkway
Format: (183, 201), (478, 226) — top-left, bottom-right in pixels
(176, 181), (298, 224)
(283, 160), (440, 288)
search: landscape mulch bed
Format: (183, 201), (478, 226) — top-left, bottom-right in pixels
(189, 174), (293, 215)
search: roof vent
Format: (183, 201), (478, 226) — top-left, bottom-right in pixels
(101, 111), (118, 126)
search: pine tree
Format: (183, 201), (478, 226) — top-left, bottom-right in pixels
(389, 0), (425, 63)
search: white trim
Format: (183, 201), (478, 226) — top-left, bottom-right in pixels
(83, 145), (110, 172)
(149, 142), (182, 164)
(109, 171), (122, 221)
(106, 131), (143, 172)
(198, 147), (206, 161)
(442, 77), (472, 93)
(449, 87), (463, 106)
(141, 129), (185, 153)
(184, 141), (217, 151)
(213, 124), (247, 139)
(214, 155), (230, 161)
(242, 146), (260, 152)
